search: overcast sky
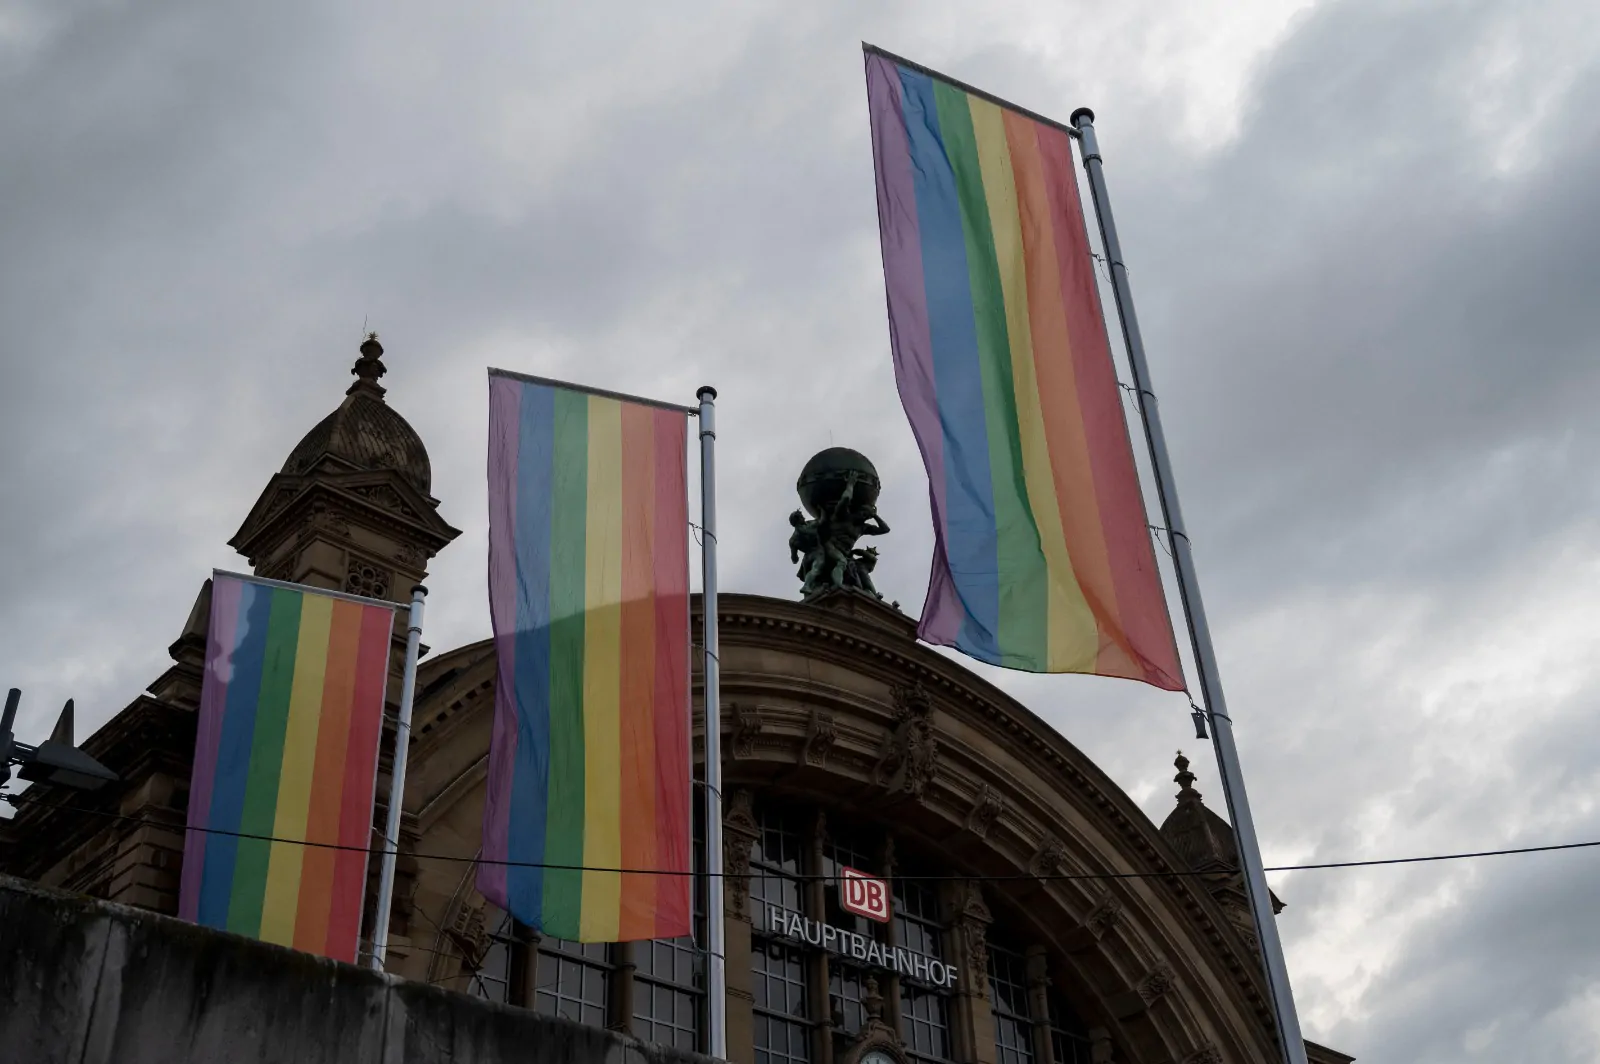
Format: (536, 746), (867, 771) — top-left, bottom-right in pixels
(5, 1), (1599, 1059)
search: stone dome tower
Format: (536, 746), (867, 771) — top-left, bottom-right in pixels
(280, 335), (433, 494)
(229, 334), (460, 603)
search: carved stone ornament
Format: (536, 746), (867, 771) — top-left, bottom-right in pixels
(1085, 895), (1123, 939)
(308, 502), (351, 537)
(953, 881), (993, 985)
(874, 683), (938, 799)
(1136, 963), (1176, 1004)
(802, 708), (837, 766)
(732, 704), (764, 759)
(345, 559), (392, 601)
(1028, 835), (1068, 879)
(353, 483), (410, 516)
(395, 542), (427, 570)
(964, 783), (1004, 838)
(723, 788), (760, 917)
(1181, 1045), (1223, 1064)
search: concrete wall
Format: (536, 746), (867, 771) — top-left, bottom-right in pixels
(0, 874), (712, 1064)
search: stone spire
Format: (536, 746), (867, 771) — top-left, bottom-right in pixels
(349, 332), (388, 396)
(1174, 751), (1201, 802)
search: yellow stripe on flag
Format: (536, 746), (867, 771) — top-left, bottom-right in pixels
(259, 592), (333, 946)
(580, 396), (624, 941)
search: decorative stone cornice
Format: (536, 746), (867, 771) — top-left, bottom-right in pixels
(1029, 835), (1069, 879)
(873, 683), (938, 800)
(1136, 963), (1176, 1004)
(1085, 895), (1123, 939)
(732, 704), (764, 760)
(801, 708), (837, 767)
(964, 783), (1005, 839)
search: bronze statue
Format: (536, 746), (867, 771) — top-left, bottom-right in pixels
(790, 448), (889, 601)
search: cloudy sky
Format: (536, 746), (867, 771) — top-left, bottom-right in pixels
(5, 0), (1599, 1058)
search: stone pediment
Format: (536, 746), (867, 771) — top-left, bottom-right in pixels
(229, 470), (459, 563)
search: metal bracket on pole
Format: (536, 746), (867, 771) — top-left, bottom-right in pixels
(697, 385), (728, 1060)
(1070, 108), (1310, 1064)
(371, 584), (428, 972)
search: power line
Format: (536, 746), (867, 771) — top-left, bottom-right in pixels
(8, 791), (1600, 882)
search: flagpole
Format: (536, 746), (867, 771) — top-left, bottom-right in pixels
(696, 385), (728, 1060)
(370, 584), (428, 972)
(1070, 110), (1310, 1064)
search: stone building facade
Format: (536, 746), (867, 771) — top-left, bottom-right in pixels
(0, 340), (1350, 1064)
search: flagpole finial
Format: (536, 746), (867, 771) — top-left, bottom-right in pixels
(697, 385), (717, 401)
(1070, 107), (1095, 127)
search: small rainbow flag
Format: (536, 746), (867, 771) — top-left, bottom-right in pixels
(179, 572), (395, 962)
(865, 47), (1184, 689)
(479, 370), (692, 943)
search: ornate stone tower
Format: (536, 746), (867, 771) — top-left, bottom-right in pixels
(228, 334), (460, 601)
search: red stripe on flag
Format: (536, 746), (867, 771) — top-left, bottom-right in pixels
(651, 407), (692, 938)
(1037, 125), (1184, 689)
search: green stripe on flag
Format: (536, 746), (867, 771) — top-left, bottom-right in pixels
(229, 586), (303, 936)
(543, 387), (589, 937)
(933, 83), (1048, 669)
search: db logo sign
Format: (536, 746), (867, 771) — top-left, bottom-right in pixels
(840, 867), (892, 923)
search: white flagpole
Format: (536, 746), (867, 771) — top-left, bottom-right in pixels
(1070, 110), (1310, 1064)
(696, 385), (728, 1059)
(370, 584), (428, 972)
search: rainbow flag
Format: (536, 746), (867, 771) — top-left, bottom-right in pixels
(865, 47), (1183, 689)
(179, 572), (395, 962)
(479, 370), (692, 943)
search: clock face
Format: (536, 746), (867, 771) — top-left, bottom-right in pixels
(860, 1050), (898, 1064)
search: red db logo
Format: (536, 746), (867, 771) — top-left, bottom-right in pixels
(840, 867), (891, 923)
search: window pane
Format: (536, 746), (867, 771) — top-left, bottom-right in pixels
(988, 941), (1034, 1064)
(900, 986), (953, 1064)
(534, 938), (613, 1029)
(828, 960), (868, 1035)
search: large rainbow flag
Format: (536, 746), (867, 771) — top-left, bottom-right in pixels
(179, 572), (395, 962)
(865, 47), (1184, 689)
(480, 370), (692, 943)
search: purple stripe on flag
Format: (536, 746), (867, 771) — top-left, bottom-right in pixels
(480, 375), (523, 903)
(179, 575), (241, 923)
(866, 53), (961, 646)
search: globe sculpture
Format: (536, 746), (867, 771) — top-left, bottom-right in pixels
(789, 448), (890, 601)
(797, 447), (881, 518)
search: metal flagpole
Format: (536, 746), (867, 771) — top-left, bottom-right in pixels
(697, 385), (728, 1060)
(370, 584), (428, 972)
(1069, 109), (1310, 1064)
